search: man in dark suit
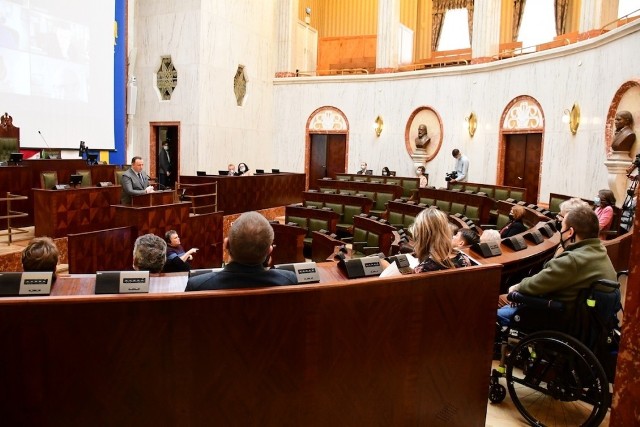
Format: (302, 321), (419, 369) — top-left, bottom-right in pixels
(121, 156), (154, 204)
(158, 140), (172, 188)
(185, 211), (298, 291)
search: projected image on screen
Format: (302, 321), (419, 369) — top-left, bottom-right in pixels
(0, 0), (115, 150)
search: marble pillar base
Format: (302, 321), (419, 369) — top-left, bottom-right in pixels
(605, 151), (634, 207)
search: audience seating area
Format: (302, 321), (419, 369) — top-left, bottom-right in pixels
(415, 187), (493, 225)
(335, 173), (419, 198)
(317, 179), (403, 218)
(448, 181), (527, 204)
(302, 191), (373, 233)
(285, 205), (340, 248)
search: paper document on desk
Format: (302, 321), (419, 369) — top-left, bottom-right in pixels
(380, 253), (419, 278)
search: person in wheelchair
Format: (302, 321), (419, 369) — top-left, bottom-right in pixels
(497, 205), (617, 328)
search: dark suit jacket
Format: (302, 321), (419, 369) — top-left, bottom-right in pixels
(185, 262), (298, 291)
(500, 220), (527, 238)
(121, 168), (150, 204)
(158, 149), (171, 175)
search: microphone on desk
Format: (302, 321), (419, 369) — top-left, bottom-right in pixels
(37, 130), (51, 148)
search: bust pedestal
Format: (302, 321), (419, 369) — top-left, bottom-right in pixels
(605, 151), (633, 207)
(411, 150), (428, 169)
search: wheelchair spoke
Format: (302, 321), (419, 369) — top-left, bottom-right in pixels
(505, 331), (609, 427)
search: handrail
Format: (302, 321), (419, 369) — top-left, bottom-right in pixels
(600, 8), (640, 31)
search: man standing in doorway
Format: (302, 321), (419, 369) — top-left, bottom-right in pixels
(158, 140), (172, 189)
(450, 149), (469, 183)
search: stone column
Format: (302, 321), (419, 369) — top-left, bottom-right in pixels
(376, 0), (400, 73)
(605, 151), (633, 208)
(471, 0), (501, 64)
(275, 0), (298, 77)
(579, 0), (619, 32)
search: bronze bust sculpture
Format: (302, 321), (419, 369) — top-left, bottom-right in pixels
(612, 110), (636, 152)
(414, 124), (430, 149)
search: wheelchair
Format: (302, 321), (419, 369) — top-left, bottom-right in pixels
(489, 275), (624, 426)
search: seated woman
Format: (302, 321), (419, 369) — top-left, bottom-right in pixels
(594, 189), (616, 239)
(163, 230), (198, 272)
(237, 162), (252, 176)
(416, 166), (428, 188)
(499, 205), (527, 238)
(381, 166), (390, 176)
(382, 207), (472, 275)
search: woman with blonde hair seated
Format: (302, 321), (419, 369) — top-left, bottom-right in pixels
(411, 207), (472, 272)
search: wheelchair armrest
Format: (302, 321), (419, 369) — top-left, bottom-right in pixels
(616, 270), (628, 279)
(592, 279), (620, 290)
(507, 292), (564, 311)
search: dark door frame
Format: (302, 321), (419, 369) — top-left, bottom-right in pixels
(149, 122), (180, 187)
(304, 107), (350, 190)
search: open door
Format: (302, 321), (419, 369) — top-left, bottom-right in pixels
(150, 123), (179, 189)
(308, 133), (346, 189)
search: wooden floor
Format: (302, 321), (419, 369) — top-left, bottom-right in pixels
(0, 230), (612, 426)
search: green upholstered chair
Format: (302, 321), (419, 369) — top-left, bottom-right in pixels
(402, 180), (418, 197)
(40, 171), (58, 189)
(388, 211), (403, 227)
(450, 202), (466, 215)
(465, 206), (480, 223)
(114, 169), (126, 186)
(420, 197), (435, 206)
(496, 212), (510, 230)
(305, 201), (323, 208)
(511, 190), (525, 202)
(436, 200), (451, 212)
(494, 189), (508, 201)
(76, 169), (92, 187)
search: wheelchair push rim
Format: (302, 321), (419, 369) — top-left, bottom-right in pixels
(505, 330), (609, 427)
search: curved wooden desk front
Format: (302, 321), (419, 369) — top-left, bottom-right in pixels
(0, 264), (502, 426)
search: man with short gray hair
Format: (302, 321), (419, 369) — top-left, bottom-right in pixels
(185, 211), (298, 291)
(133, 234), (166, 273)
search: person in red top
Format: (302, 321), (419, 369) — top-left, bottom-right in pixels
(594, 189), (616, 239)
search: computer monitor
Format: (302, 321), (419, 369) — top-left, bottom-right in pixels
(196, 171), (206, 176)
(218, 170), (227, 175)
(86, 153), (98, 165)
(8, 152), (23, 165)
(69, 174), (83, 187)
(255, 169), (264, 174)
(271, 168), (280, 174)
(389, 171), (396, 176)
(365, 170), (373, 175)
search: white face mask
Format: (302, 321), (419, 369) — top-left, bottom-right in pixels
(594, 196), (601, 205)
(239, 166), (246, 172)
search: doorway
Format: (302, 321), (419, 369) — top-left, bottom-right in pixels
(503, 133), (542, 204)
(150, 123), (179, 189)
(308, 133), (347, 189)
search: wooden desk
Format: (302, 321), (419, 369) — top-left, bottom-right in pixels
(180, 173), (305, 214)
(114, 201), (191, 237)
(0, 264), (502, 425)
(33, 186), (121, 238)
(0, 160), (116, 226)
(271, 222), (307, 265)
(131, 189), (176, 207)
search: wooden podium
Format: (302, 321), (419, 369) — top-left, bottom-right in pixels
(130, 189), (176, 207)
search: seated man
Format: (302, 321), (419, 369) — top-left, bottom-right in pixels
(22, 237), (59, 282)
(497, 206), (616, 327)
(185, 211), (298, 291)
(452, 228), (479, 248)
(133, 234), (166, 273)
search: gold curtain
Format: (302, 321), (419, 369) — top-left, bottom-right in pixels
(432, 0), (474, 51)
(512, 0), (527, 41)
(554, 0), (569, 35)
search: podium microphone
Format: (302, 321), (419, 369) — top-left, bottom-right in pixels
(37, 130), (51, 148)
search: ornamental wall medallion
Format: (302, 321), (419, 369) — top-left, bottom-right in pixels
(157, 56), (177, 100)
(234, 65), (247, 106)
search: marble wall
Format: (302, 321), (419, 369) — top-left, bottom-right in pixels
(128, 0), (277, 175)
(273, 22), (640, 204)
(129, 0), (640, 205)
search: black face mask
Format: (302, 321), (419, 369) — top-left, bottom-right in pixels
(508, 213), (514, 221)
(559, 228), (573, 248)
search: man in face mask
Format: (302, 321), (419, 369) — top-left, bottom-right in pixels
(158, 140), (172, 188)
(496, 205), (616, 326)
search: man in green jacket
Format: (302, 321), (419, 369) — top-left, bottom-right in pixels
(497, 205), (616, 326)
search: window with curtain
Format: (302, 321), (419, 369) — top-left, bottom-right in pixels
(517, 0), (556, 50)
(436, 8), (470, 51)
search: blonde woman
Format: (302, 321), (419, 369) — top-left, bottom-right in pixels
(411, 207), (472, 272)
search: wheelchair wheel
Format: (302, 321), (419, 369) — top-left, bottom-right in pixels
(489, 383), (507, 403)
(505, 331), (609, 427)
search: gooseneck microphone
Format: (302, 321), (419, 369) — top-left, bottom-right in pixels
(37, 130), (51, 148)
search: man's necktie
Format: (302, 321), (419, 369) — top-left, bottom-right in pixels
(138, 173), (144, 185)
